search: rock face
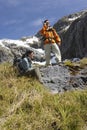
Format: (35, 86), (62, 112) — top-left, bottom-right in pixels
(0, 46), (13, 63)
(40, 65), (70, 93)
(53, 10), (87, 60)
(39, 64), (87, 93)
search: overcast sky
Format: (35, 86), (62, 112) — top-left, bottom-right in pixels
(0, 0), (87, 39)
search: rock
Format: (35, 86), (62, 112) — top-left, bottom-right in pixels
(39, 65), (87, 93)
(0, 46), (13, 63)
(53, 10), (87, 60)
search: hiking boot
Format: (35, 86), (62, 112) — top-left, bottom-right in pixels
(45, 63), (52, 67)
(56, 61), (64, 66)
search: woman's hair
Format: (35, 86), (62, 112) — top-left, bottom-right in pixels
(22, 50), (33, 59)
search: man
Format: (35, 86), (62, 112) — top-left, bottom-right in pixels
(18, 50), (42, 83)
(39, 19), (61, 66)
(20, 50), (34, 73)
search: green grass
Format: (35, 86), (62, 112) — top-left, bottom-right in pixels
(0, 62), (87, 130)
(64, 57), (87, 68)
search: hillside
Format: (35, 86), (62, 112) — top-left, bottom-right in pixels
(0, 62), (87, 130)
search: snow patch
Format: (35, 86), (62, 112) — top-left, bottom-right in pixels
(68, 15), (81, 21)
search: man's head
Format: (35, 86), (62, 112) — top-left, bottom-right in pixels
(26, 50), (34, 60)
(43, 19), (50, 26)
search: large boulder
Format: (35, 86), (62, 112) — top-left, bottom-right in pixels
(39, 64), (87, 93)
(0, 46), (13, 63)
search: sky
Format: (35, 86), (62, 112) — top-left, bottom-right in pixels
(0, 0), (87, 39)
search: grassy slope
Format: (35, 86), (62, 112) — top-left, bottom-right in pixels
(0, 62), (87, 130)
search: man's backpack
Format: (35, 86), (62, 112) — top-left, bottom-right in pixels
(13, 56), (25, 74)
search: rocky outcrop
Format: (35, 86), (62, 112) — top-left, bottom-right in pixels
(53, 10), (86, 34)
(61, 13), (87, 59)
(39, 64), (87, 93)
(53, 10), (87, 60)
(0, 46), (13, 63)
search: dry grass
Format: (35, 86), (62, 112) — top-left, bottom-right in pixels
(0, 62), (87, 130)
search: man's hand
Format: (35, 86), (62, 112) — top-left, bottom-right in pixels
(47, 26), (54, 31)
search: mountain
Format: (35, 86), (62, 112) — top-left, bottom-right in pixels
(53, 9), (87, 59)
(0, 36), (45, 64)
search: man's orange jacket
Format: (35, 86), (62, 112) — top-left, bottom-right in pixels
(40, 25), (61, 45)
